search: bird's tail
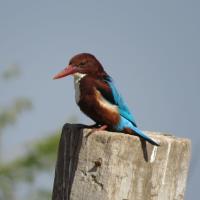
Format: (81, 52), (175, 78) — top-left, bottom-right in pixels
(125, 126), (159, 146)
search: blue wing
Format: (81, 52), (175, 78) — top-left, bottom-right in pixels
(104, 76), (137, 127)
(97, 76), (159, 146)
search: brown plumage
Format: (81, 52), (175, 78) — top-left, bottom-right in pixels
(78, 76), (120, 129)
(53, 53), (159, 146)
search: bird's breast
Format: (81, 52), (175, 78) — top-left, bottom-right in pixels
(78, 87), (120, 127)
(74, 76), (120, 127)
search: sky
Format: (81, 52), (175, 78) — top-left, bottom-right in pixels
(0, 0), (200, 199)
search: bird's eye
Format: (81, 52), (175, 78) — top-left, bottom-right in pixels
(79, 61), (86, 67)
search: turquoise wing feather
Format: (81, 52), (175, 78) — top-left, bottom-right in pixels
(105, 77), (137, 127)
(103, 76), (159, 146)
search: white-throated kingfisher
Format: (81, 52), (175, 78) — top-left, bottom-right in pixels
(53, 53), (159, 146)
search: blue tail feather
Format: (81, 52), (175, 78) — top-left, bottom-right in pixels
(115, 116), (159, 146)
(104, 77), (159, 146)
(130, 125), (159, 146)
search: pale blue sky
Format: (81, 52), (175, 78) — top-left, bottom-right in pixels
(1, 0), (199, 199)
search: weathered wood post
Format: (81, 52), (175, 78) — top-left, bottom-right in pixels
(52, 123), (191, 200)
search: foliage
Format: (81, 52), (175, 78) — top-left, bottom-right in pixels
(0, 98), (32, 131)
(0, 66), (63, 199)
(0, 131), (60, 199)
(0, 132), (60, 181)
(1, 64), (20, 80)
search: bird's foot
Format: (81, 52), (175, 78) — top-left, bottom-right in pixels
(94, 124), (108, 131)
(86, 125), (108, 138)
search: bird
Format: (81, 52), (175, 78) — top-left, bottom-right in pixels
(53, 53), (159, 146)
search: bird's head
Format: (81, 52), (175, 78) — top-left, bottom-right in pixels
(53, 53), (106, 79)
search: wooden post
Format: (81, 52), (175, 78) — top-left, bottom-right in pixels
(52, 124), (191, 200)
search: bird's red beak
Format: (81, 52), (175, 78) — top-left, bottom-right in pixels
(53, 65), (77, 79)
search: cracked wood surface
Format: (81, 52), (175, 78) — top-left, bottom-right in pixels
(52, 124), (191, 200)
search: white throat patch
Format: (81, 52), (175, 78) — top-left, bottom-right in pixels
(73, 73), (86, 103)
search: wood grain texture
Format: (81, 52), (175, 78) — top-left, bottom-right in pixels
(52, 124), (191, 200)
(52, 124), (85, 200)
